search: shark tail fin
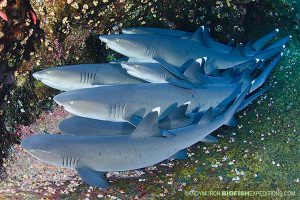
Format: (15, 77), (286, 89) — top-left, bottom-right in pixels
(250, 55), (281, 93)
(256, 45), (283, 61)
(238, 85), (271, 112)
(252, 29), (279, 50)
(265, 35), (292, 50)
(223, 84), (251, 124)
(232, 58), (259, 75)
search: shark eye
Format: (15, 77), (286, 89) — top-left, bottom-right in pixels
(69, 100), (75, 105)
(30, 150), (35, 153)
(116, 39), (120, 42)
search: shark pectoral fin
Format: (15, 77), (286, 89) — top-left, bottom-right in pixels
(225, 117), (238, 127)
(183, 60), (205, 84)
(153, 57), (187, 80)
(201, 135), (218, 143)
(166, 78), (196, 89)
(76, 167), (109, 188)
(131, 108), (161, 137)
(180, 59), (195, 72)
(169, 149), (188, 160)
(128, 115), (143, 127)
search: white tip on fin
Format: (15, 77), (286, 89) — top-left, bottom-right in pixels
(275, 28), (279, 32)
(203, 57), (208, 62)
(195, 58), (203, 63)
(255, 59), (260, 63)
(282, 45), (286, 49)
(184, 101), (191, 105)
(152, 107), (161, 114)
(280, 52), (284, 56)
(289, 35), (292, 39)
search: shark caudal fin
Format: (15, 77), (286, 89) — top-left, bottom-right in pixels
(265, 35), (292, 50)
(255, 45), (283, 61)
(232, 58), (260, 74)
(250, 54), (281, 93)
(222, 84), (251, 125)
(252, 29), (280, 50)
(238, 85), (270, 112)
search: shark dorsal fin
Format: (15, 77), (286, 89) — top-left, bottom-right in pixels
(230, 45), (244, 56)
(198, 107), (214, 125)
(167, 102), (190, 121)
(191, 26), (206, 45)
(131, 108), (161, 137)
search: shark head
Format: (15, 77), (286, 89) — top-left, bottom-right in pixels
(22, 134), (63, 166)
(99, 34), (153, 60)
(33, 66), (84, 91)
(121, 62), (168, 83)
(53, 88), (119, 121)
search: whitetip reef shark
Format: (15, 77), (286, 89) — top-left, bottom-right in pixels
(22, 85), (249, 188)
(99, 33), (284, 75)
(122, 26), (291, 55)
(53, 81), (243, 126)
(32, 63), (145, 91)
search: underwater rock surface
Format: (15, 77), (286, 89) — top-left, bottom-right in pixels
(0, 0), (299, 199)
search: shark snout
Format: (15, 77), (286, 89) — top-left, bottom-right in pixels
(21, 137), (34, 151)
(121, 63), (138, 71)
(54, 93), (70, 106)
(99, 35), (111, 44)
(32, 71), (44, 80)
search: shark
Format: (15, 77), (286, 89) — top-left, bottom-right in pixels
(58, 104), (218, 143)
(99, 33), (283, 75)
(21, 85), (249, 188)
(32, 63), (145, 91)
(53, 81), (243, 126)
(59, 83), (268, 136)
(121, 55), (281, 93)
(122, 27), (291, 55)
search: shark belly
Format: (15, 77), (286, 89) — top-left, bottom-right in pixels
(79, 137), (179, 171)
